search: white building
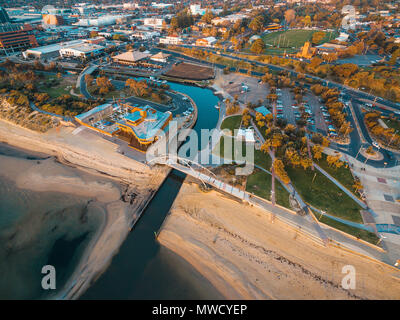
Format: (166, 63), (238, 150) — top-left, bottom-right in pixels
(23, 39), (84, 59)
(151, 2), (173, 9)
(211, 13), (248, 25)
(190, 4), (206, 16)
(60, 43), (104, 59)
(131, 30), (160, 40)
(159, 36), (183, 45)
(123, 3), (140, 10)
(143, 18), (164, 30)
(75, 15), (124, 27)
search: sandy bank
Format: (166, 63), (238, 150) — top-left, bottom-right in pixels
(0, 120), (170, 299)
(158, 183), (400, 300)
(0, 155), (121, 203)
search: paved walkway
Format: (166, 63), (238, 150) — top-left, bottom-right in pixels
(30, 101), (71, 122)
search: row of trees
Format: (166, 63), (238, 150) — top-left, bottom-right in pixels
(364, 111), (400, 150)
(311, 84), (353, 139)
(125, 78), (167, 103)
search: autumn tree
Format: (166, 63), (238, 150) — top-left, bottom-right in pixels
(250, 39), (266, 54)
(284, 9), (296, 25)
(273, 159), (290, 184)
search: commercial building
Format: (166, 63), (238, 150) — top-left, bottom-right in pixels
(190, 4), (206, 16)
(159, 36), (183, 45)
(0, 23), (38, 55)
(211, 13), (248, 26)
(59, 43), (104, 59)
(130, 30), (159, 40)
(75, 103), (172, 152)
(143, 18), (164, 30)
(112, 50), (151, 65)
(23, 39), (83, 59)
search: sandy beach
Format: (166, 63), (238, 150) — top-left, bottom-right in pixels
(0, 119), (170, 299)
(158, 182), (400, 300)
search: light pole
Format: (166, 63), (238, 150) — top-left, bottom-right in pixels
(388, 130), (398, 149)
(355, 145), (362, 160)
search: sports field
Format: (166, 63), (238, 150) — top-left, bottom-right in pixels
(261, 29), (338, 54)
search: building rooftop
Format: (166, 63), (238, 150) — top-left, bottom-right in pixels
(64, 43), (104, 53)
(112, 50), (151, 62)
(151, 52), (170, 60)
(25, 39), (83, 54)
(120, 105), (171, 141)
(255, 106), (271, 116)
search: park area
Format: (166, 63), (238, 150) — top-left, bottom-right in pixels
(261, 29), (338, 55)
(286, 166), (363, 223)
(37, 73), (79, 98)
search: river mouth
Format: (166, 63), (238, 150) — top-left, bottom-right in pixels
(81, 169), (223, 300)
(80, 82), (224, 299)
(0, 81), (223, 299)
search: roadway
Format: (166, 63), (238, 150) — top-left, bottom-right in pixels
(77, 64), (98, 100)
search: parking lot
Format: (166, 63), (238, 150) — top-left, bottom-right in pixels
(277, 88), (296, 124)
(306, 93), (328, 135)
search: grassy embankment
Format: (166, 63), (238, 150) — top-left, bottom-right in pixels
(316, 213), (380, 245)
(315, 153), (360, 198)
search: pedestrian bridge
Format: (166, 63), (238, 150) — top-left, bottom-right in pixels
(148, 154), (250, 201)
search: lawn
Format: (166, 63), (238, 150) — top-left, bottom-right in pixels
(286, 166), (363, 223)
(213, 135), (248, 161)
(261, 29), (338, 50)
(213, 135), (272, 171)
(317, 214), (380, 245)
(246, 168), (291, 209)
(37, 75), (76, 98)
(220, 115), (242, 134)
(315, 154), (359, 198)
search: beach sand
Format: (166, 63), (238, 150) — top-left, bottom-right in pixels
(158, 182), (400, 300)
(0, 120), (169, 299)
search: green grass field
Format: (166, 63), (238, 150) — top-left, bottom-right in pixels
(213, 135), (272, 172)
(315, 154), (359, 198)
(246, 168), (291, 209)
(220, 115), (242, 134)
(37, 76), (74, 98)
(286, 166), (363, 223)
(317, 214), (379, 245)
(261, 29), (338, 51)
